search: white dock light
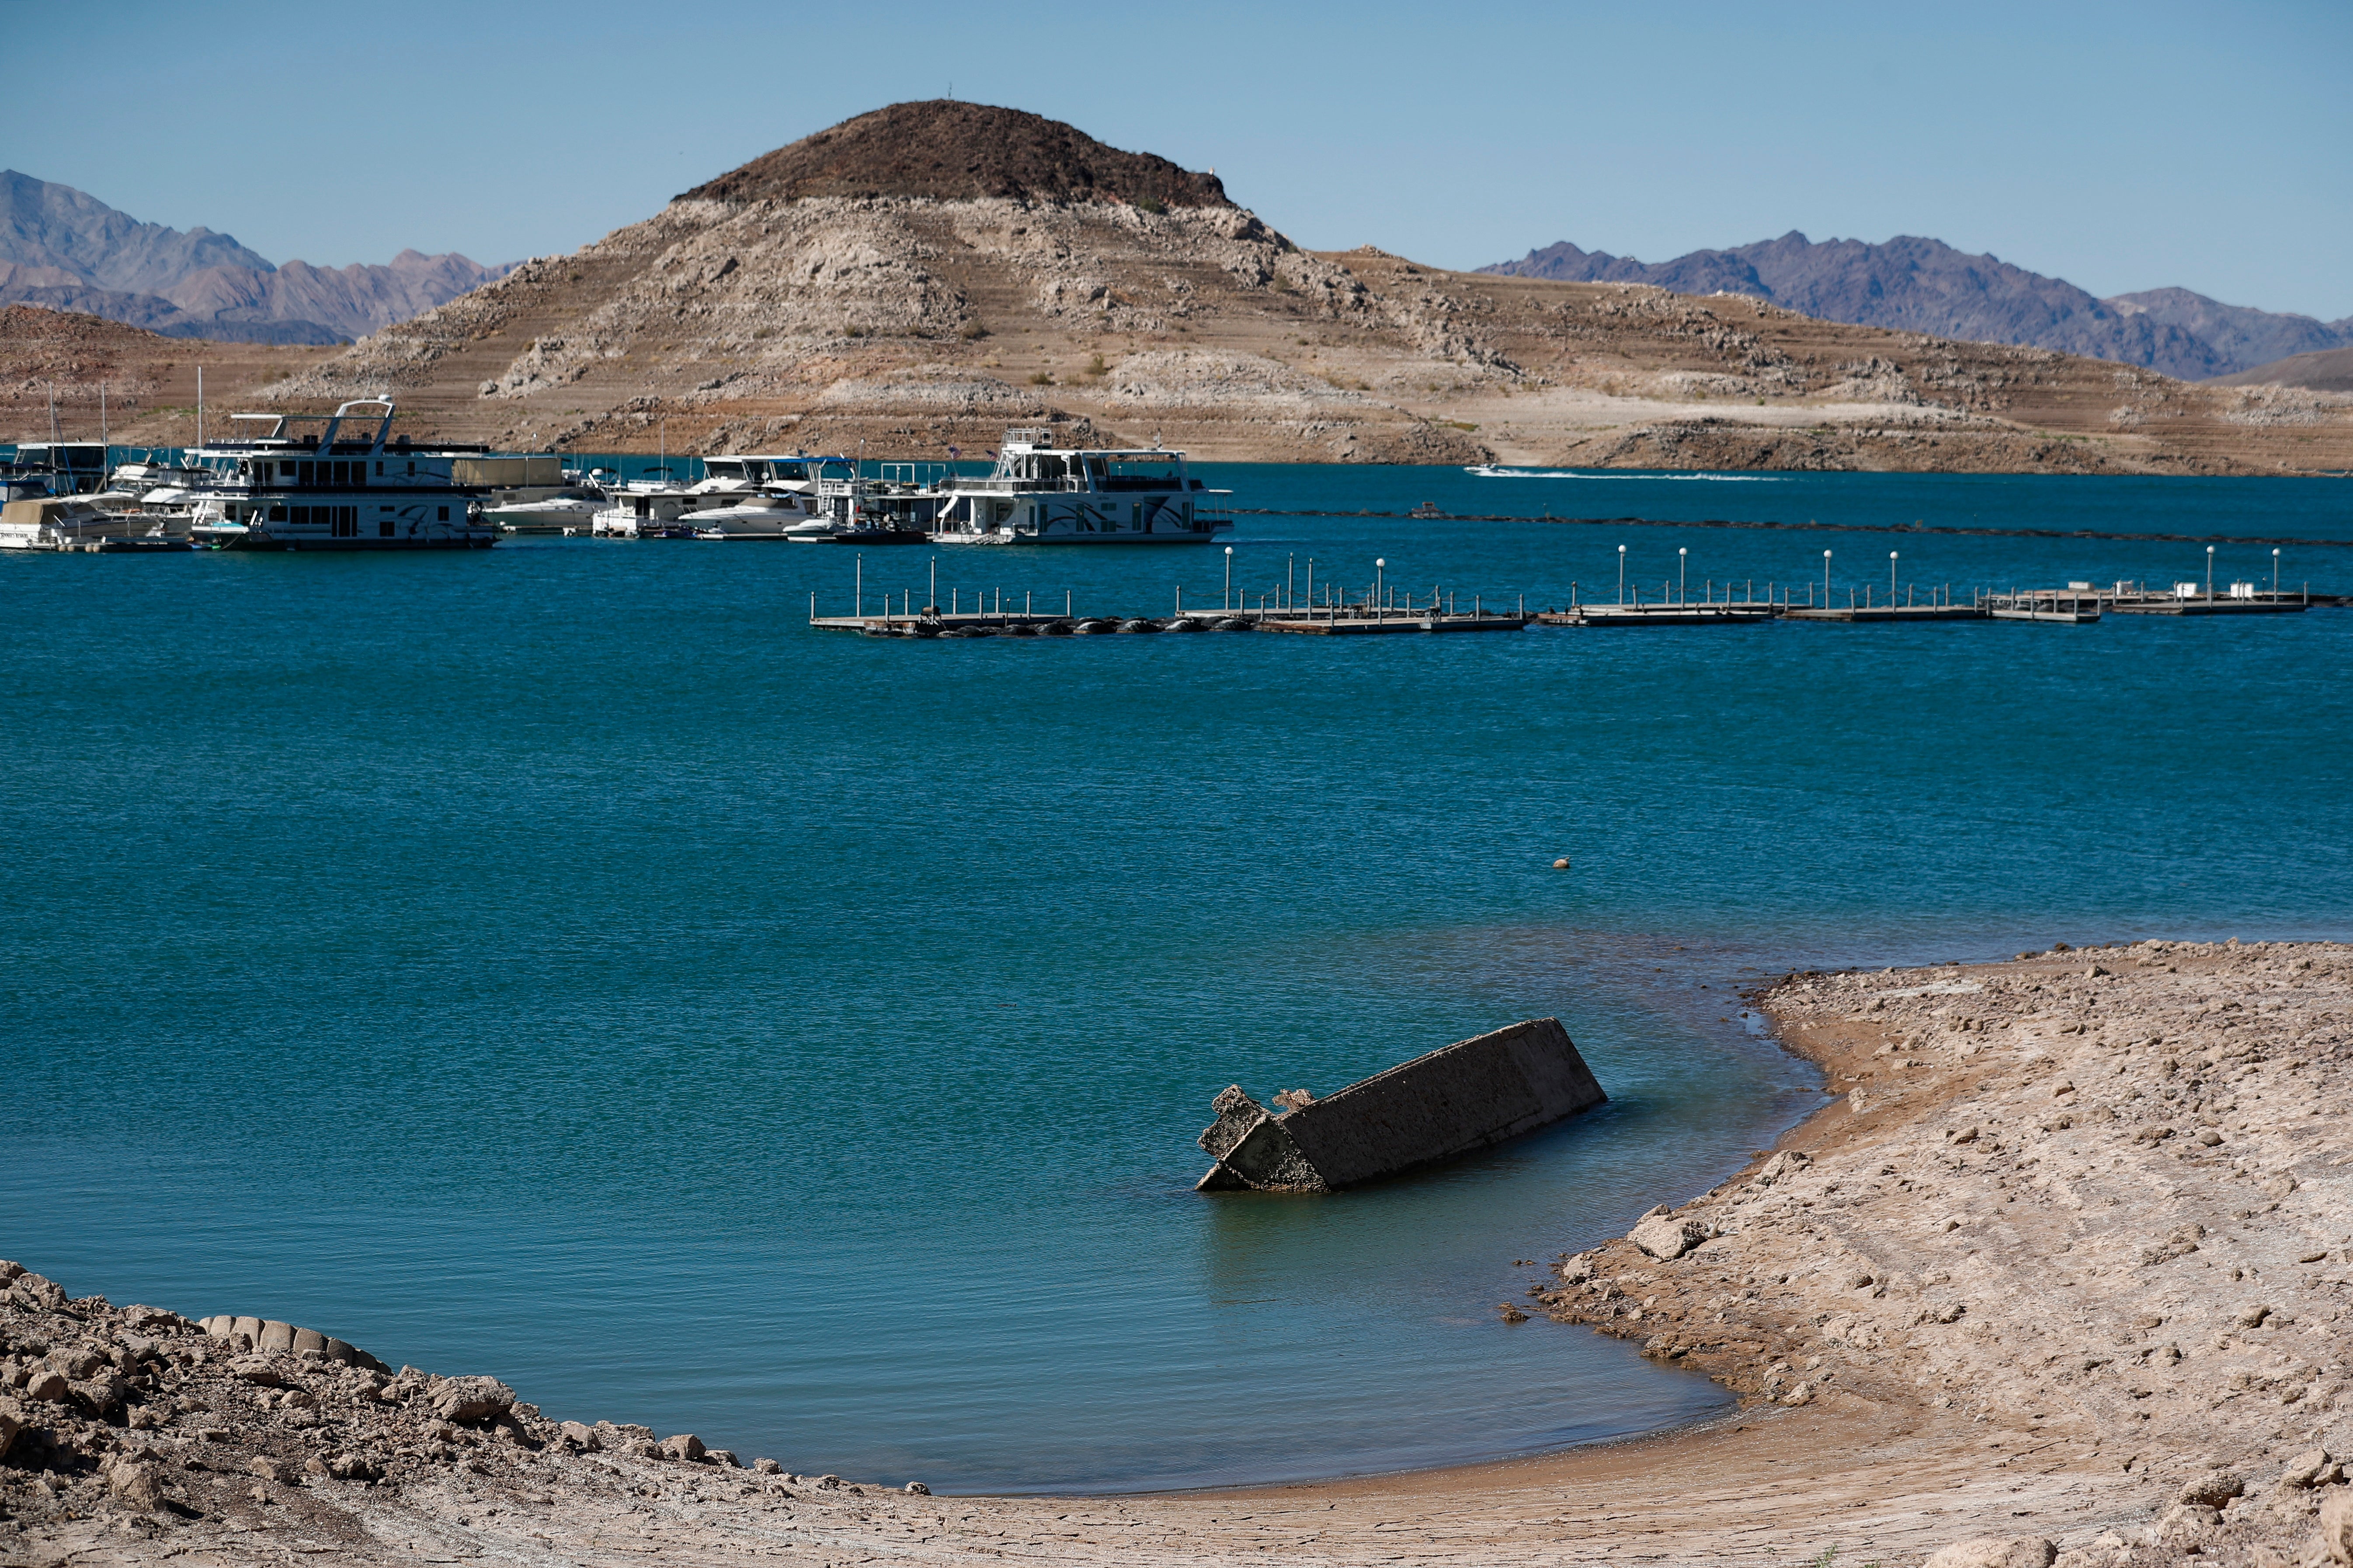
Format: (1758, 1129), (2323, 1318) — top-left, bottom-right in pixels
(2273, 547), (2281, 595)
(1823, 548), (1832, 606)
(1224, 544), (1234, 609)
(1618, 543), (1627, 606)
(1678, 546), (1687, 604)
(1376, 557), (1386, 616)
(1891, 550), (1899, 605)
(2206, 544), (2215, 600)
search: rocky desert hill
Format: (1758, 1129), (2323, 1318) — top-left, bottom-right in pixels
(2216, 346), (2353, 396)
(19, 103), (2353, 472)
(0, 305), (331, 443)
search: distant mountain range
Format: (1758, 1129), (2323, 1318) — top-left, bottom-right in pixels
(0, 171), (512, 344)
(1479, 233), (2353, 384)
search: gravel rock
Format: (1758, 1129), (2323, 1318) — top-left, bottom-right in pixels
(106, 1459), (165, 1509)
(1628, 1208), (1707, 1262)
(2179, 1467), (2246, 1507)
(426, 1375), (515, 1424)
(2321, 1487), (2353, 1565)
(1921, 1537), (2056, 1568)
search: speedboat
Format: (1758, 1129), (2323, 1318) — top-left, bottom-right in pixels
(488, 486), (606, 534)
(689, 492), (813, 539)
(0, 492), (182, 551)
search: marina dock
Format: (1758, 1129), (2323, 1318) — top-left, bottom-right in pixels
(806, 556), (2330, 642)
(804, 605), (1533, 637)
(1540, 603), (1776, 627)
(1783, 604), (1988, 623)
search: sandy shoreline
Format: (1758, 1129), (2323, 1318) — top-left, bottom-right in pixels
(7, 938), (2353, 1566)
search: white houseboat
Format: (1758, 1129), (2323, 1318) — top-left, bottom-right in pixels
(591, 454), (840, 539)
(180, 399), (499, 550)
(929, 430), (1231, 545)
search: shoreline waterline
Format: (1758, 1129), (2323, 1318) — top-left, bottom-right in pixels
(14, 938), (2346, 1568)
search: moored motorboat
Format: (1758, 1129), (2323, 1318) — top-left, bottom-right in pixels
(487, 486), (607, 534)
(0, 492), (184, 551)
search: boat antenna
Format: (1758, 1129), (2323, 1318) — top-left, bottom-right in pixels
(196, 366), (204, 449)
(49, 382), (59, 443)
(100, 382), (108, 455)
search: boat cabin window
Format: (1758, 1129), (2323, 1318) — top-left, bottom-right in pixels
(1099, 456), (1185, 490)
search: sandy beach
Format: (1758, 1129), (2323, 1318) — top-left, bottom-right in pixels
(7, 937), (2352, 1567)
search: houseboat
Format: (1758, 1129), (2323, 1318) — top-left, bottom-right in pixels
(179, 399), (499, 550)
(929, 430), (1231, 545)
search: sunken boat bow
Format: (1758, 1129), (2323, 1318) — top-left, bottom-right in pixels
(1195, 1017), (1606, 1193)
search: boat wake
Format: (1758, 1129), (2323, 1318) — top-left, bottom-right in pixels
(1464, 466), (1785, 482)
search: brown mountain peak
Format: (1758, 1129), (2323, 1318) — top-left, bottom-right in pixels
(680, 100), (1231, 209)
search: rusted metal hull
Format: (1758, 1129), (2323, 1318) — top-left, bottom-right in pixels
(1196, 1017), (1606, 1193)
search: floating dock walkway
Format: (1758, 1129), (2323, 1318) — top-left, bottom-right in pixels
(807, 562), (2328, 642)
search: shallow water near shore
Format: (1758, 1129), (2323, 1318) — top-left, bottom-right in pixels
(3, 468), (2349, 1493)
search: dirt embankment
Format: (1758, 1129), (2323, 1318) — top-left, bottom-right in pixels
(6, 941), (2353, 1568)
(0, 305), (333, 450)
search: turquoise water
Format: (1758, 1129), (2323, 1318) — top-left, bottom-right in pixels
(3, 468), (2348, 1494)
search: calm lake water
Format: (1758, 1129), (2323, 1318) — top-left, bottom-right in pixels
(3, 467), (2348, 1493)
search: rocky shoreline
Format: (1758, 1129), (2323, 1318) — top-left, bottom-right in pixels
(7, 939), (2352, 1566)
(1541, 937), (2353, 1567)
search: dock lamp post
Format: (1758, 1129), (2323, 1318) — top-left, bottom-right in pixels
(1224, 544), (1233, 610)
(1617, 543), (1627, 606)
(1891, 551), (1899, 606)
(1376, 558), (1386, 617)
(1678, 547), (1687, 604)
(2273, 548), (2281, 596)
(1823, 549), (1832, 606)
(2206, 544), (2215, 600)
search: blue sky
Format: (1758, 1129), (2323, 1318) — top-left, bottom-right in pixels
(9, 0), (2349, 318)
